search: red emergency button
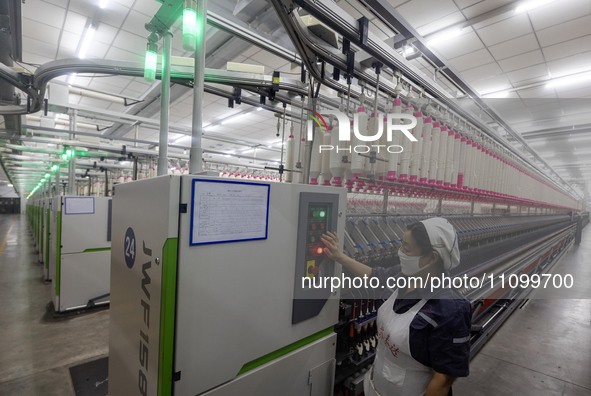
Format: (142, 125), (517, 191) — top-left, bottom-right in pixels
(311, 224), (317, 231)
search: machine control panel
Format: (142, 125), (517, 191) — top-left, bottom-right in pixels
(292, 192), (340, 324)
(305, 204), (331, 278)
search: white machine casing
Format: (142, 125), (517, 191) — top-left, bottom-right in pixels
(49, 195), (112, 312)
(109, 175), (347, 396)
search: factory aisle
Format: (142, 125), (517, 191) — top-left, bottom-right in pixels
(455, 228), (591, 396)
(0, 215), (109, 395)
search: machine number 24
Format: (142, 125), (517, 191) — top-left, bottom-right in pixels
(124, 227), (136, 269)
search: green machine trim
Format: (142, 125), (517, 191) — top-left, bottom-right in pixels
(37, 206), (41, 244)
(45, 209), (50, 269)
(82, 247), (111, 253)
(237, 327), (334, 376)
(158, 238), (178, 396)
(55, 211), (62, 297)
(35, 206), (39, 243)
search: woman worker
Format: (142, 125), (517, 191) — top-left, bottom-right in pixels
(321, 217), (471, 396)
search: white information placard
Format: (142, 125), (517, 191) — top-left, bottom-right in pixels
(190, 179), (270, 245)
(64, 197), (95, 215)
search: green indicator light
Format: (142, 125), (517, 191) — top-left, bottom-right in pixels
(144, 48), (158, 82)
(182, 7), (198, 51)
(319, 210), (326, 218)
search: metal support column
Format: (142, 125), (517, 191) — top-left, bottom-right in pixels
(55, 168), (61, 196)
(382, 187), (389, 214)
(470, 200), (475, 215)
(133, 157), (139, 180)
(157, 31), (172, 176)
(68, 110), (77, 195)
(134, 123), (140, 147)
(303, 84), (316, 184)
(189, 0), (207, 174)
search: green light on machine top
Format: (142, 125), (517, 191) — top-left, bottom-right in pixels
(144, 49), (158, 82)
(182, 7), (198, 51)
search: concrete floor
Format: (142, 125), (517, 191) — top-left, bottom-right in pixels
(455, 227), (591, 396)
(0, 214), (589, 395)
(0, 215), (108, 396)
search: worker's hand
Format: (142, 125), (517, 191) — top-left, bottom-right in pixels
(321, 231), (345, 262)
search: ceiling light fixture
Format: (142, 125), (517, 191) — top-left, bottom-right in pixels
(78, 26), (96, 59)
(403, 46), (416, 56)
(99, 0), (109, 9)
(426, 27), (465, 46)
(567, 134), (591, 143)
(482, 89), (510, 98)
(515, 0), (557, 13)
(220, 112), (250, 125)
(546, 70), (591, 89)
(173, 136), (191, 145)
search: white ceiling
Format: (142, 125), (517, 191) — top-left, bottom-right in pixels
(2, 0), (591, 200)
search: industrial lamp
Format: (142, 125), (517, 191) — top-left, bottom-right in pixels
(182, 0), (198, 51)
(144, 33), (159, 82)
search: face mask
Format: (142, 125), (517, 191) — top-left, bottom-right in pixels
(398, 250), (423, 276)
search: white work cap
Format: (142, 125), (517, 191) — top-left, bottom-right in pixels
(421, 217), (460, 272)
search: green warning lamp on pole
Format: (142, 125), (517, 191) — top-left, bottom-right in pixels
(183, 0), (198, 51)
(144, 38), (158, 82)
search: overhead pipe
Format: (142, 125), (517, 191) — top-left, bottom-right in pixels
(5, 135), (275, 165)
(67, 86), (127, 105)
(21, 122), (283, 156)
(26, 115), (107, 131)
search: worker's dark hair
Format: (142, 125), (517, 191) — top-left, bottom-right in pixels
(407, 222), (432, 256)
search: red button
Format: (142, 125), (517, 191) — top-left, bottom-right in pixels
(311, 246), (324, 256)
(320, 223), (325, 229)
(311, 224), (317, 230)
(308, 266), (319, 275)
